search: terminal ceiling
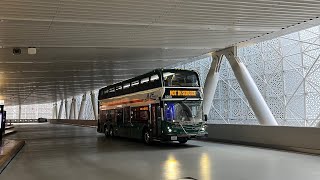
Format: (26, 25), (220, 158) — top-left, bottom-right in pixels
(0, 0), (320, 105)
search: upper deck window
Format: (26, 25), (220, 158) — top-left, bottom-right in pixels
(163, 70), (199, 87)
(123, 83), (130, 89)
(132, 80), (139, 86)
(109, 87), (115, 92)
(150, 74), (159, 82)
(141, 77), (149, 84)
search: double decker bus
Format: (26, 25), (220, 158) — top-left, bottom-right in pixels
(97, 69), (208, 144)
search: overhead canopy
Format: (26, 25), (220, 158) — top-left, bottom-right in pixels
(0, 0), (320, 105)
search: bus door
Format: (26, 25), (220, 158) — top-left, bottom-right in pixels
(116, 109), (124, 136)
(123, 107), (131, 138)
(151, 104), (161, 137)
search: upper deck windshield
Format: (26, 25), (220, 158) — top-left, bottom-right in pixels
(163, 70), (199, 87)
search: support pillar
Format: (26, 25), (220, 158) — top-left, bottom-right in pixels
(203, 54), (222, 117)
(222, 47), (278, 126)
(58, 100), (63, 119)
(0, 105), (3, 143)
(52, 103), (58, 119)
(73, 98), (77, 119)
(78, 93), (86, 120)
(69, 98), (75, 119)
(55, 103), (58, 119)
(18, 104), (21, 121)
(65, 99), (68, 119)
(90, 91), (98, 120)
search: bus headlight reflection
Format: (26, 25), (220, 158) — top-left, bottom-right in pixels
(200, 153), (211, 180)
(163, 154), (181, 180)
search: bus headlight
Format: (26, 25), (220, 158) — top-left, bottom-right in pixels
(201, 125), (207, 131)
(167, 127), (172, 133)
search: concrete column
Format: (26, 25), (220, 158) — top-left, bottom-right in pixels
(52, 104), (55, 119)
(78, 93), (86, 120)
(203, 54), (222, 116)
(69, 98), (75, 119)
(223, 47), (278, 126)
(18, 104), (21, 121)
(90, 91), (98, 120)
(73, 98), (77, 119)
(58, 100), (63, 119)
(65, 99), (68, 119)
(52, 103), (58, 119)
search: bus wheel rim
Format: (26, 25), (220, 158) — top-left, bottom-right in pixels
(105, 127), (108, 135)
(145, 132), (150, 143)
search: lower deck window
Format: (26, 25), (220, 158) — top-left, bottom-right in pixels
(131, 106), (149, 122)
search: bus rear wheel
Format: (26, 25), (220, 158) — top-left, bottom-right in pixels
(104, 126), (109, 137)
(109, 127), (114, 137)
(143, 130), (152, 145)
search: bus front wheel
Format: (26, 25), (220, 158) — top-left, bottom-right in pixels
(143, 130), (152, 145)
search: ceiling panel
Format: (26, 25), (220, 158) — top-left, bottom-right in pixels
(0, 0), (319, 105)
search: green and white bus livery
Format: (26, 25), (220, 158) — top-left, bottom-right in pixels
(97, 69), (208, 144)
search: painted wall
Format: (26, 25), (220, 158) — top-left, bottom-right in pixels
(207, 124), (320, 154)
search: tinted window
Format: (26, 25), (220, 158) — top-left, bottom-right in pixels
(124, 107), (130, 123)
(110, 110), (116, 122)
(116, 109), (123, 124)
(163, 70), (199, 87)
(131, 106), (149, 122)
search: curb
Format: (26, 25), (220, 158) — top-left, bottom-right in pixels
(3, 130), (17, 137)
(0, 140), (25, 173)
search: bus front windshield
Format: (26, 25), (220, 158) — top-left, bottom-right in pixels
(164, 101), (203, 122)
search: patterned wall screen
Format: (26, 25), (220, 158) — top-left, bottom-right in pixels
(170, 26), (320, 127)
(5, 103), (53, 120)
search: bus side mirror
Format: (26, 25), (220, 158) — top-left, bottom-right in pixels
(204, 115), (208, 122)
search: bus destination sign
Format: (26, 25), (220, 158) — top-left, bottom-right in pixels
(170, 90), (196, 97)
(164, 88), (201, 99)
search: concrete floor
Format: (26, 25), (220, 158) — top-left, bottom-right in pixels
(1, 124), (320, 180)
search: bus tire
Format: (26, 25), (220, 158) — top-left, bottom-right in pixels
(143, 129), (152, 145)
(97, 123), (101, 132)
(109, 127), (114, 137)
(104, 126), (109, 137)
(178, 139), (188, 144)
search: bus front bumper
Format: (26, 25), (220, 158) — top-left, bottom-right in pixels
(162, 132), (208, 141)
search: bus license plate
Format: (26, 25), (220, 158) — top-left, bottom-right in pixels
(171, 136), (177, 140)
